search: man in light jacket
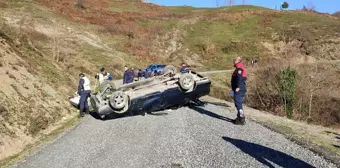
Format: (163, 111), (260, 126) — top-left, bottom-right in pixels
(97, 67), (112, 84)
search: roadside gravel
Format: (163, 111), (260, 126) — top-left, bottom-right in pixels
(10, 103), (337, 168)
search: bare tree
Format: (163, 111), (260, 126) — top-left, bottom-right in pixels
(307, 64), (325, 120)
(52, 36), (55, 62)
(216, 0), (219, 7)
(57, 37), (60, 62)
(52, 36), (60, 63)
(334, 11), (340, 18)
(225, 0), (233, 6)
(242, 0), (246, 5)
(306, 2), (316, 11)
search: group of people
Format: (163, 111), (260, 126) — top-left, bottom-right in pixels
(76, 58), (248, 125)
(77, 66), (133, 117)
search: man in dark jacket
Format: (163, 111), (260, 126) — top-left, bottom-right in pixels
(137, 69), (143, 81)
(123, 66), (134, 84)
(78, 73), (91, 117)
(230, 57), (247, 125)
(180, 63), (190, 73)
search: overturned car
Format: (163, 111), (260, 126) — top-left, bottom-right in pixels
(90, 65), (211, 119)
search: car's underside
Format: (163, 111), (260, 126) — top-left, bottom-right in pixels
(90, 65), (211, 119)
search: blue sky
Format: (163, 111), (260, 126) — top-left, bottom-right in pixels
(148, 0), (339, 14)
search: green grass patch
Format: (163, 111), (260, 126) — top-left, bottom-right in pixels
(217, 5), (270, 12)
(184, 15), (264, 69)
(168, 5), (269, 14)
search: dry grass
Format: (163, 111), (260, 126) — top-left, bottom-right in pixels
(245, 62), (340, 127)
(0, 0), (340, 164)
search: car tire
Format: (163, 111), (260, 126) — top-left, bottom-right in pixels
(100, 80), (117, 93)
(164, 65), (177, 76)
(179, 73), (195, 91)
(109, 91), (129, 113)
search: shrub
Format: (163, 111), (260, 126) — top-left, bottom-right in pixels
(277, 67), (297, 119)
(28, 115), (49, 136)
(334, 11), (340, 18)
(281, 2), (289, 9)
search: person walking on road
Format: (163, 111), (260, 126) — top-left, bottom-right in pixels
(77, 73), (91, 117)
(230, 57), (247, 125)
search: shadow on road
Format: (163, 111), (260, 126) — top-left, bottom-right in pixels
(89, 111), (104, 120)
(89, 111), (128, 121)
(204, 101), (231, 108)
(89, 109), (169, 121)
(222, 137), (315, 168)
(148, 112), (169, 116)
(333, 144), (340, 148)
(325, 131), (340, 137)
(189, 106), (235, 123)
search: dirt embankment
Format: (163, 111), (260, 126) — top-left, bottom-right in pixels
(0, 34), (76, 160)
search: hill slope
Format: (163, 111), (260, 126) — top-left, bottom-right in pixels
(0, 0), (340, 163)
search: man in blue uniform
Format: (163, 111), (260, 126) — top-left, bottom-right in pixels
(180, 63), (190, 73)
(230, 57), (247, 125)
(77, 73), (91, 117)
(123, 66), (134, 84)
(137, 69), (143, 81)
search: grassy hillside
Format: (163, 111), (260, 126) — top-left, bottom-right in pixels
(0, 0), (340, 163)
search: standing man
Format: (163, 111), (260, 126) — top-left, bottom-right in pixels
(78, 73), (91, 117)
(123, 66), (129, 84)
(131, 67), (136, 78)
(231, 57), (247, 125)
(123, 65), (134, 84)
(137, 69), (143, 81)
(97, 67), (112, 84)
(180, 63), (190, 73)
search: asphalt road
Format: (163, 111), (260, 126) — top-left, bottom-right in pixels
(10, 103), (336, 168)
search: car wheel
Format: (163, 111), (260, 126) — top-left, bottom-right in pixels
(109, 91), (129, 112)
(164, 65), (177, 76)
(100, 80), (117, 93)
(179, 73), (195, 91)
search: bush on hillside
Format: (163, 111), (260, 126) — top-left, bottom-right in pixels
(242, 62), (340, 127)
(277, 67), (297, 119)
(334, 11), (340, 18)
